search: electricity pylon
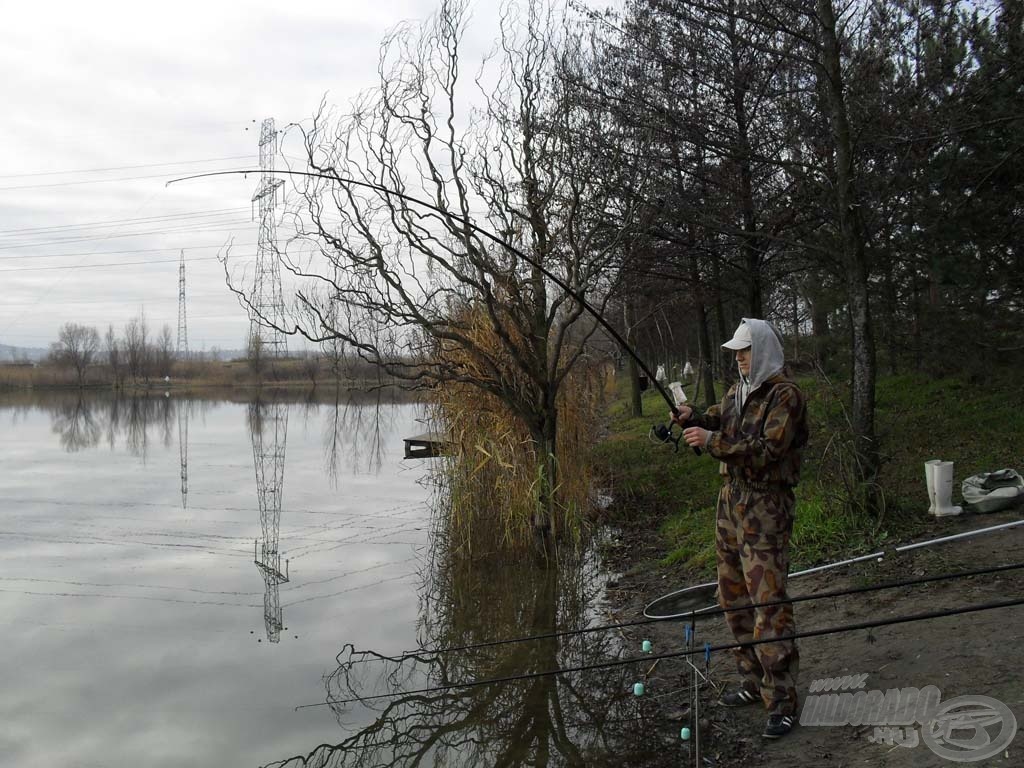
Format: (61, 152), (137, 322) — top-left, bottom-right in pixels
(176, 250), (188, 360)
(249, 118), (288, 358)
(249, 400), (289, 642)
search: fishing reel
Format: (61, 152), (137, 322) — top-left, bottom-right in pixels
(651, 422), (682, 452)
(651, 413), (702, 456)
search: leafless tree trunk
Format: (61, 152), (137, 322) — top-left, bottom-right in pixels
(815, 0), (879, 492)
(156, 324), (174, 379)
(123, 311), (150, 384)
(51, 322), (100, 388)
(227, 0), (636, 544)
(105, 324), (124, 389)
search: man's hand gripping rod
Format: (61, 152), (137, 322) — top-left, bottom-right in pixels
(652, 381), (700, 455)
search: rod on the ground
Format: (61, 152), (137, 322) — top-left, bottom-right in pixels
(299, 595), (1024, 709)
(350, 560), (1024, 664)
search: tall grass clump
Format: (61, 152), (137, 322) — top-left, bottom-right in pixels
(429, 307), (613, 560)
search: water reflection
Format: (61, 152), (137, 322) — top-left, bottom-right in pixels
(179, 398), (189, 509)
(51, 394), (101, 452)
(266, 541), (660, 768)
(0, 387), (432, 768)
(249, 398), (290, 643)
(14, 387), (407, 463)
(323, 388), (392, 486)
(28, 389), (201, 458)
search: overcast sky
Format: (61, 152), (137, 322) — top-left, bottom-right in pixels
(0, 0), (534, 354)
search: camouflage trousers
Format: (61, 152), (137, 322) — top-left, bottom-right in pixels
(715, 482), (799, 715)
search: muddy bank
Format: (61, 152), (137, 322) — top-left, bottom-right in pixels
(603, 510), (1024, 767)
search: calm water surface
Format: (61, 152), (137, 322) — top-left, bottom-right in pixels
(1, 390), (663, 768)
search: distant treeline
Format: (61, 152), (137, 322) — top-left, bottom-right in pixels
(0, 314), (398, 390)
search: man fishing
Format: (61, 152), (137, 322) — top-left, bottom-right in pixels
(671, 318), (808, 739)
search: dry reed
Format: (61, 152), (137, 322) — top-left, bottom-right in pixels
(430, 305), (613, 559)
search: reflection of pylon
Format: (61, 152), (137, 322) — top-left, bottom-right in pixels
(249, 117), (288, 358)
(178, 401), (188, 510)
(250, 401), (289, 642)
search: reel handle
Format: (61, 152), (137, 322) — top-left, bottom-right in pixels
(652, 422), (703, 456)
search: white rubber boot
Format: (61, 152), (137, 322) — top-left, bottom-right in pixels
(925, 460), (942, 514)
(933, 461), (963, 517)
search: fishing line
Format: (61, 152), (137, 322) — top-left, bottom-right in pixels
(167, 169), (698, 453)
(340, 560), (1024, 664)
(297, 595), (1024, 709)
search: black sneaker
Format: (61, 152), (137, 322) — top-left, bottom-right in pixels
(763, 713), (796, 739)
(718, 687), (759, 707)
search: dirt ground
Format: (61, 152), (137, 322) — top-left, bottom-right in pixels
(605, 510), (1024, 767)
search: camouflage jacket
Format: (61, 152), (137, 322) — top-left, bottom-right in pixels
(689, 373), (808, 488)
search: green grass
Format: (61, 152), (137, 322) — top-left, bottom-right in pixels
(594, 369), (1022, 578)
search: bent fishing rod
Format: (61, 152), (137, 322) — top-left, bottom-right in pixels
(297, 594), (1024, 708)
(167, 168), (698, 454)
(334, 559), (1024, 665)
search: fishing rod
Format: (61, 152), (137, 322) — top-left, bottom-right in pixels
(298, 594), (1024, 708)
(167, 168), (698, 454)
(646, 516), (1024, 619)
(334, 559), (1024, 665)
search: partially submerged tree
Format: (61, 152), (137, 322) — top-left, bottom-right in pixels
(231, 0), (636, 544)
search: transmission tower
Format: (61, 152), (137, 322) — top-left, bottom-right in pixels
(249, 400), (289, 642)
(249, 117), (288, 358)
(176, 250), (188, 359)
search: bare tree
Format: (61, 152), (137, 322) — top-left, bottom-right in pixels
(104, 324), (125, 389)
(123, 311), (150, 383)
(246, 333), (266, 379)
(155, 324), (175, 379)
(231, 0), (638, 542)
(301, 351), (321, 389)
(50, 322), (101, 387)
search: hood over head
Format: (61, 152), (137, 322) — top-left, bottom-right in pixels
(725, 318), (786, 392)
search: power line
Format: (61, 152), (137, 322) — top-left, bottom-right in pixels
(0, 207), (250, 237)
(0, 292), (230, 306)
(0, 155), (253, 180)
(0, 207), (344, 239)
(0, 243), (257, 262)
(0, 221), (256, 251)
(0, 255), (249, 273)
(0, 167), (252, 192)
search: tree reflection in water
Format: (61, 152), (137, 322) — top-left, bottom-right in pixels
(50, 394), (101, 452)
(265, 538), (667, 768)
(36, 391), (215, 457)
(323, 387), (395, 487)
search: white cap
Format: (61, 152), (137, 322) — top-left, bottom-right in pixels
(722, 322), (751, 350)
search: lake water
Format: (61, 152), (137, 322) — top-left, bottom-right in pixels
(1, 389), (665, 768)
